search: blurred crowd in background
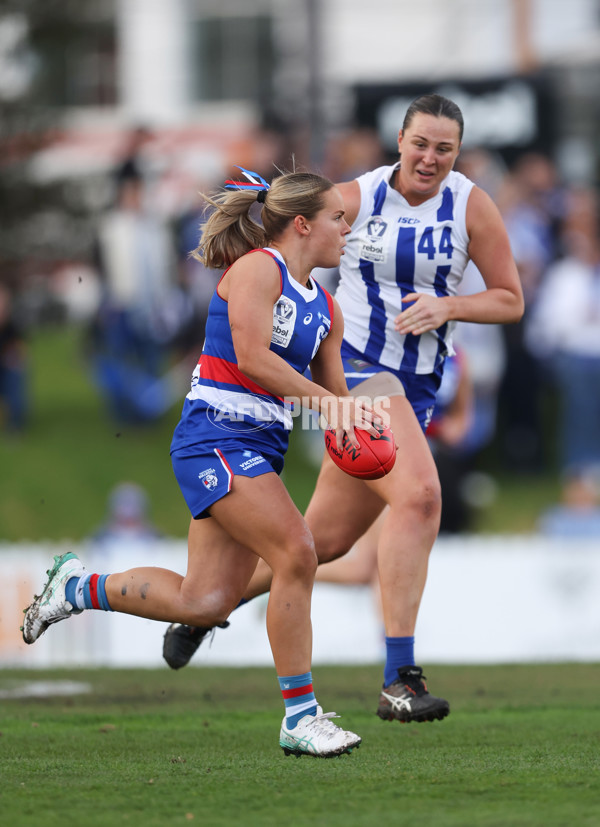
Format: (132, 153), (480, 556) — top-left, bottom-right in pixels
(2, 124), (600, 537)
(2, 0), (600, 539)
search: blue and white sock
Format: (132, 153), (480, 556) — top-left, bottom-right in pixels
(65, 573), (113, 612)
(278, 672), (317, 729)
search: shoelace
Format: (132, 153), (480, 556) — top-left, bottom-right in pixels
(305, 711), (344, 739)
(199, 627), (217, 648)
(204, 622), (230, 649)
(189, 621), (229, 648)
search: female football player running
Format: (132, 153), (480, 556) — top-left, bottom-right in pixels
(163, 94), (524, 725)
(22, 168), (379, 758)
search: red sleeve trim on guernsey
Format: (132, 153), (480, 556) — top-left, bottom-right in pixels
(323, 287), (334, 325)
(199, 354), (284, 401)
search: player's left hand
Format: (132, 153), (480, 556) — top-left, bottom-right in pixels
(320, 396), (384, 452)
(394, 293), (450, 335)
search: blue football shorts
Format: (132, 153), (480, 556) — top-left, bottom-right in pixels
(340, 339), (443, 433)
(171, 443), (283, 520)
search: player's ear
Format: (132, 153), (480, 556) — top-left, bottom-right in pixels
(294, 215), (310, 236)
(397, 129), (404, 153)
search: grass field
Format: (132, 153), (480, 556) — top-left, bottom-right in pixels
(0, 324), (561, 541)
(1, 664), (599, 827)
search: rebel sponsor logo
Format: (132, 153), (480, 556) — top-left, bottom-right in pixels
(359, 241), (386, 263)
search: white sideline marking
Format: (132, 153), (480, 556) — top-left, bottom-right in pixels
(0, 681), (92, 699)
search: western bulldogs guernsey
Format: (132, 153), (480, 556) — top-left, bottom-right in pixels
(170, 247), (334, 465)
(336, 164), (474, 375)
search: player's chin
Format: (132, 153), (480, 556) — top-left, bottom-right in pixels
(414, 171), (440, 189)
(325, 252), (344, 267)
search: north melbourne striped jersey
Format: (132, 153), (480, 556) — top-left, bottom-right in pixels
(336, 164), (474, 375)
(170, 247), (334, 460)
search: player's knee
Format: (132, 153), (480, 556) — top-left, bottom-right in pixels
(292, 538), (319, 581)
(274, 533), (318, 583)
(406, 474), (442, 523)
(313, 525), (356, 564)
(182, 588), (234, 628)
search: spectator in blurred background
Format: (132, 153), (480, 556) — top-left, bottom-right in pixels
(88, 159), (187, 423)
(494, 152), (567, 472)
(526, 185), (600, 478)
(537, 468), (600, 539)
(323, 126), (389, 184)
(173, 182), (223, 358)
(89, 481), (162, 546)
(426, 346), (474, 534)
(457, 149), (563, 474)
(455, 146), (508, 206)
(446, 262), (508, 529)
(0, 282), (28, 433)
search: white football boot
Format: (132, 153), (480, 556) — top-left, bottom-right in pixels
(22, 552), (86, 644)
(279, 706), (362, 758)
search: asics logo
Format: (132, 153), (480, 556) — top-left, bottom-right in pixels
(381, 691), (412, 712)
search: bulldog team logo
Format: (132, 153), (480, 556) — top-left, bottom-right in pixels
(198, 468), (219, 490)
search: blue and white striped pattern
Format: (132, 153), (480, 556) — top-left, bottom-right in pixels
(336, 164), (474, 375)
(278, 671), (317, 729)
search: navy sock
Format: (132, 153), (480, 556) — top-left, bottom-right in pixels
(384, 636), (415, 687)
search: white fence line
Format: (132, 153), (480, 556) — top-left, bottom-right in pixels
(3, 535), (599, 668)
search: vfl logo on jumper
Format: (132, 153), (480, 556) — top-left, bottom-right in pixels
(272, 296), (297, 348)
(207, 393), (276, 432)
(368, 217), (387, 238)
(360, 216), (388, 263)
(198, 469), (219, 491)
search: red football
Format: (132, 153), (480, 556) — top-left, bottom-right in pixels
(324, 423), (396, 480)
